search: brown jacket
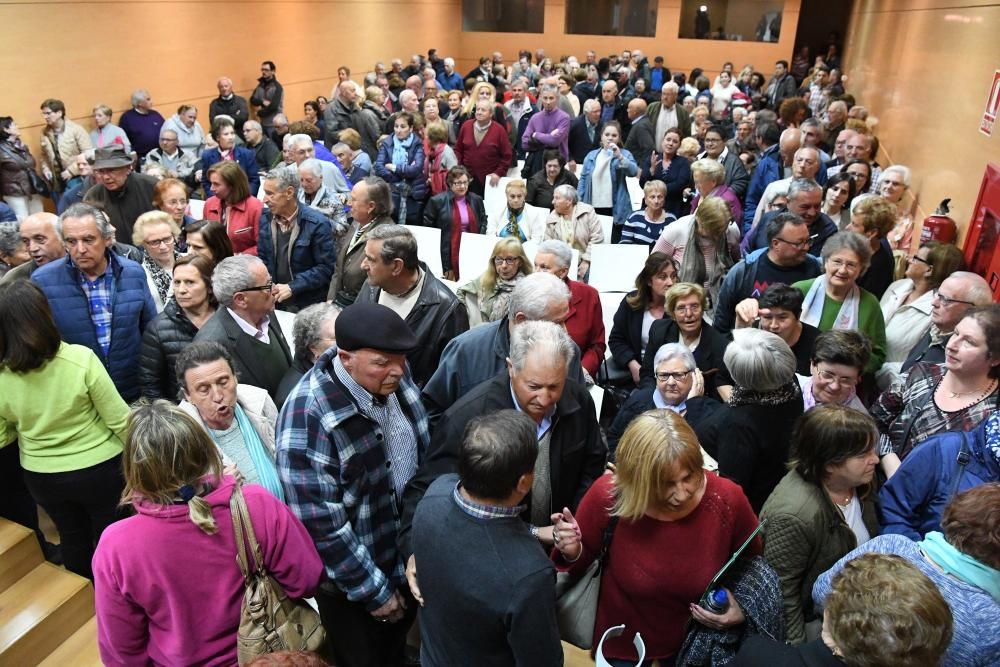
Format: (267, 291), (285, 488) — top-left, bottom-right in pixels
(0, 140), (39, 197)
(326, 214), (393, 307)
(40, 119), (92, 180)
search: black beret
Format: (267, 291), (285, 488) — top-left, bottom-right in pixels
(335, 303), (417, 353)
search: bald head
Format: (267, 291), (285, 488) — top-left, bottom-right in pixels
(20, 212), (65, 267)
(627, 97), (647, 120)
(931, 272), (993, 331)
(778, 128), (802, 165)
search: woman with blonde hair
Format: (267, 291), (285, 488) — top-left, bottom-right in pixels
(133, 210), (182, 312)
(92, 400), (323, 666)
(552, 410), (768, 664)
(456, 236), (532, 326)
(687, 157), (742, 224)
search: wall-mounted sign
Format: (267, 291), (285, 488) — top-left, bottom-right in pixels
(981, 70), (1000, 137)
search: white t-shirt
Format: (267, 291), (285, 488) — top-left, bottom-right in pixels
(840, 495), (870, 545)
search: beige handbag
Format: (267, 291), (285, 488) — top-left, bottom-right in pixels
(230, 483), (327, 664)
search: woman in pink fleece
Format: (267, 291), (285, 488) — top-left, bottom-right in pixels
(92, 401), (324, 667)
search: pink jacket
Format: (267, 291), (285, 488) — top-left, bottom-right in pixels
(93, 476), (323, 667)
(204, 195), (264, 256)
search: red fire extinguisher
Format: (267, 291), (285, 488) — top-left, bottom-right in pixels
(920, 199), (958, 244)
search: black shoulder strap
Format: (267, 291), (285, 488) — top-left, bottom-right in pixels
(946, 432), (972, 502)
(598, 514), (620, 566)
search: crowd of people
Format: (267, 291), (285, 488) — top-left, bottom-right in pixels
(0, 43), (998, 667)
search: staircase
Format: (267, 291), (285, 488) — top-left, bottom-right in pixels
(0, 519), (102, 666)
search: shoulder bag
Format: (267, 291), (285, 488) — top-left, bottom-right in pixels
(554, 514), (620, 649)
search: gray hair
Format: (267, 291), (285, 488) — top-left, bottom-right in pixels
(880, 164), (912, 189)
(298, 158), (323, 179)
(265, 165), (300, 192)
(292, 302), (340, 363)
(444, 57), (455, 67)
(821, 231), (873, 274)
(243, 120), (262, 133)
(508, 272), (570, 320)
(787, 178), (822, 201)
(582, 99), (601, 113)
(211, 255), (265, 307)
(368, 223), (418, 270)
(331, 142), (351, 154)
(800, 117), (823, 133)
(130, 89), (151, 106)
(361, 176), (393, 218)
(158, 127), (178, 140)
(290, 133), (313, 150)
(0, 223), (21, 258)
(398, 90), (418, 105)
(653, 343), (696, 372)
(724, 328), (797, 391)
(509, 320), (574, 372)
(661, 81), (679, 93)
(538, 84), (558, 95)
(535, 239), (572, 269)
(58, 203), (116, 239)
(553, 184), (578, 204)
(948, 271), (993, 307)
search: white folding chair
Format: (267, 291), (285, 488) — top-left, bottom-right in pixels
(458, 232), (499, 283)
(589, 384), (604, 420)
(626, 176), (644, 211)
(596, 214), (614, 244)
(405, 224), (444, 278)
(522, 204), (550, 242)
(483, 176), (513, 219)
(588, 244), (650, 293)
(598, 292), (625, 353)
(507, 160), (524, 178)
(187, 199), (205, 220)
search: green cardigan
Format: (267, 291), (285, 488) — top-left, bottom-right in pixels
(0, 343), (128, 473)
(792, 278), (887, 374)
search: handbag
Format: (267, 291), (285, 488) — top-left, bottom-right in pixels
(29, 170), (51, 199)
(554, 515), (620, 649)
(230, 483), (326, 664)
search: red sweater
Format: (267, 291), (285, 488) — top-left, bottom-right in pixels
(565, 278), (606, 376)
(454, 119), (513, 184)
(556, 473), (761, 661)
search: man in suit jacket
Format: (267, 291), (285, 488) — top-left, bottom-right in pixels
(327, 176), (394, 307)
(623, 98), (655, 166)
(567, 99), (603, 166)
(194, 254), (292, 400)
(645, 81), (691, 147)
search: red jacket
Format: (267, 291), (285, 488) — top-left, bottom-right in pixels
(565, 278), (606, 376)
(454, 119), (513, 185)
(203, 195), (264, 256)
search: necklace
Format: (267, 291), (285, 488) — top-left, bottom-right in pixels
(944, 377), (997, 399)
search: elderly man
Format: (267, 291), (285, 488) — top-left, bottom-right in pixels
(332, 142), (369, 183)
(209, 77), (250, 140)
(83, 146), (157, 244)
(0, 212), (64, 283)
(258, 167), (336, 311)
(32, 203), (156, 401)
(714, 212), (824, 335)
(268, 113), (291, 146)
(118, 89), (164, 160)
(144, 128), (198, 181)
(298, 158), (348, 236)
(505, 78), (536, 161)
(646, 81), (691, 147)
(327, 176), (394, 307)
(324, 81), (363, 147)
(599, 80), (627, 129)
(829, 132), (881, 188)
(823, 100), (848, 153)
(454, 100), (513, 196)
(242, 120), (282, 173)
(436, 57), (464, 91)
(567, 98), (603, 166)
(400, 321), (606, 573)
(289, 133), (350, 195)
(623, 98), (654, 164)
(277, 302), (428, 667)
(572, 64), (601, 104)
(747, 144), (820, 231)
(275, 302), (339, 407)
(382, 90), (421, 135)
(194, 254), (293, 400)
(411, 409), (563, 665)
(356, 224), (468, 387)
(746, 178), (837, 257)
(520, 85), (571, 176)
(250, 60), (284, 132)
(421, 271), (586, 424)
(825, 129), (855, 178)
(799, 118), (831, 166)
(177, 341), (283, 498)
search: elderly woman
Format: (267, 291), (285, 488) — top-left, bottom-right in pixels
(176, 341), (284, 498)
(199, 117), (260, 198)
(454, 99), (513, 197)
(456, 237), (532, 326)
(543, 184), (602, 281)
(821, 171), (855, 230)
(138, 254), (217, 401)
(799, 330), (871, 413)
(879, 164), (915, 254)
(609, 253), (677, 385)
(878, 241), (965, 389)
(275, 303), (339, 408)
(793, 231), (887, 374)
(184, 219), (233, 264)
(202, 160), (263, 256)
(760, 404), (879, 644)
(641, 282), (732, 401)
(526, 149), (579, 209)
(874, 305), (1000, 477)
(554, 410), (765, 664)
(375, 111), (428, 225)
(620, 180), (676, 246)
(578, 121), (638, 241)
(133, 210), (182, 312)
(607, 343), (721, 458)
(533, 239), (605, 377)
(424, 121), (458, 197)
(1, 280), (129, 580)
(846, 195), (897, 299)
(153, 178), (192, 243)
(92, 400), (322, 666)
(696, 328), (804, 511)
(487, 179), (541, 242)
(0, 223), (28, 277)
(734, 283), (819, 375)
(653, 196), (739, 315)
(0, 116), (46, 219)
(423, 165), (488, 281)
(814, 484), (1000, 666)
(90, 104), (131, 152)
(687, 157), (743, 225)
(298, 158), (349, 242)
(639, 127), (691, 218)
(161, 105), (206, 158)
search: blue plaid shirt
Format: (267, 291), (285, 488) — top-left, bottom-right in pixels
(453, 483), (525, 520)
(276, 346), (430, 610)
(78, 259), (115, 357)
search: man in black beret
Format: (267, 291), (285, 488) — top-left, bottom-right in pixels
(276, 301), (430, 667)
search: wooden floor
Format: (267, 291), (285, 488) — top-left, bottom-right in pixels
(563, 641), (596, 666)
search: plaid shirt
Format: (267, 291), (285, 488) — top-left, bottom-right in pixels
(78, 259), (115, 357)
(453, 483), (525, 520)
(277, 346), (430, 611)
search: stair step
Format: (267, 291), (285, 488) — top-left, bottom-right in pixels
(38, 616), (102, 667)
(0, 563), (94, 666)
(0, 519), (43, 594)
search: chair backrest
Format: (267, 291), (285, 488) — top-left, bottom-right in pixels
(596, 214), (614, 244)
(187, 199), (205, 220)
(522, 239), (580, 280)
(483, 176), (515, 219)
(598, 292), (626, 352)
(406, 224), (444, 278)
(626, 176), (644, 211)
(507, 160), (525, 178)
(458, 232), (499, 283)
(588, 244), (650, 292)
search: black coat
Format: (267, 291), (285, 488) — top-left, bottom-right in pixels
(138, 299), (200, 401)
(607, 391), (720, 460)
(732, 636), (844, 667)
(567, 115), (603, 163)
(639, 153), (692, 218)
(607, 293), (664, 369)
(639, 318), (731, 400)
(399, 370), (608, 558)
(422, 191), (488, 275)
(193, 307), (292, 400)
(623, 116), (656, 171)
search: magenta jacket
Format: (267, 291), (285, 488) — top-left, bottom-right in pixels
(93, 476), (323, 667)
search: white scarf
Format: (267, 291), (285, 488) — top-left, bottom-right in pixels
(800, 275), (860, 330)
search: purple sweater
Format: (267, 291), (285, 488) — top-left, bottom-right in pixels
(521, 108), (571, 160)
(93, 476), (324, 667)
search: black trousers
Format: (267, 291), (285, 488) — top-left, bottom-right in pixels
(315, 587), (417, 667)
(0, 443), (42, 535)
(22, 455), (125, 579)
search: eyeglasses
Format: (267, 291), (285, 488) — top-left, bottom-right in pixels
(774, 236), (814, 249)
(240, 282), (274, 293)
(145, 237), (175, 248)
(909, 255), (932, 267)
(828, 258), (861, 272)
(932, 289), (975, 308)
(815, 368), (858, 387)
(493, 256), (520, 265)
(655, 370), (692, 382)
(451, 180), (470, 187)
(674, 304), (702, 314)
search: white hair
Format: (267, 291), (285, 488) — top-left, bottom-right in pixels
(298, 158), (323, 179)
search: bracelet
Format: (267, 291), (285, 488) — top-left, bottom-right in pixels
(529, 524), (540, 539)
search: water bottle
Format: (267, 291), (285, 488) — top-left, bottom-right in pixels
(702, 587), (730, 614)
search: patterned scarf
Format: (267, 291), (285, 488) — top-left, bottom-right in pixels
(728, 379), (802, 407)
(485, 275), (521, 322)
(142, 251), (174, 304)
(985, 411), (1000, 466)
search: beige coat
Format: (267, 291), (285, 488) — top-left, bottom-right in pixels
(40, 119), (92, 178)
(543, 201), (603, 263)
(179, 383), (278, 467)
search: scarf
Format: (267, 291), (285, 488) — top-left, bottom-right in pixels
(800, 376), (859, 411)
(391, 133), (413, 170)
(233, 404), (284, 502)
(503, 207), (526, 241)
(678, 214), (733, 314)
(142, 251), (173, 304)
(729, 379), (802, 408)
(800, 275), (860, 330)
(484, 275), (520, 322)
(984, 411), (1000, 465)
(920, 531), (1000, 602)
